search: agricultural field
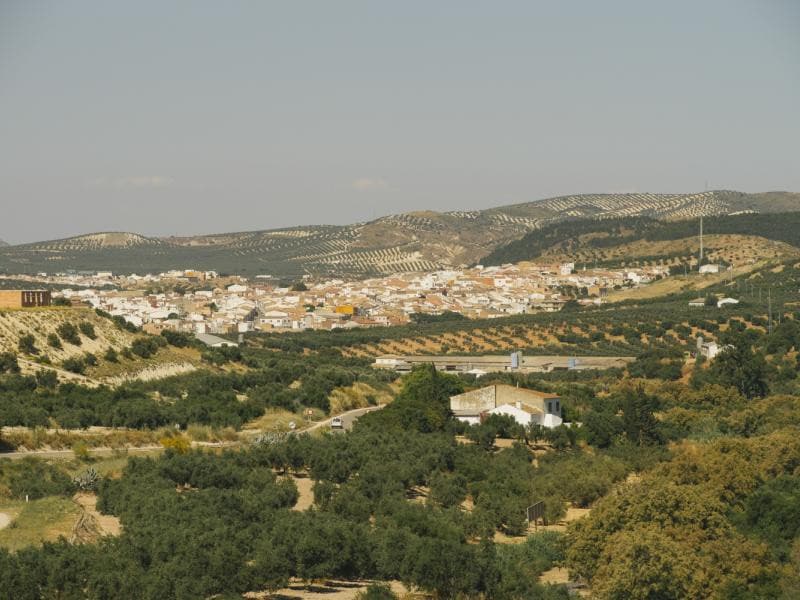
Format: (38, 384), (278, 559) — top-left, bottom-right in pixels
(482, 211), (800, 268)
(2, 191), (799, 278)
(0, 260), (799, 598)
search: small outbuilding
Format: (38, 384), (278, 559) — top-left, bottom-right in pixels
(195, 333), (238, 348)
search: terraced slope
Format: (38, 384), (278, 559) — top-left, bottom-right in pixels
(1, 190), (798, 278)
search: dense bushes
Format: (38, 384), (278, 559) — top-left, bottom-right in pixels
(0, 457), (75, 500)
(0, 436), (569, 599)
(160, 329), (193, 347)
(0, 348), (392, 430)
(567, 431), (800, 598)
(0, 353), (19, 374)
(130, 336), (166, 359)
(627, 347), (684, 380)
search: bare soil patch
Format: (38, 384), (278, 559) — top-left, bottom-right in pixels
(74, 492), (121, 537)
(290, 475), (314, 512)
(247, 580), (410, 599)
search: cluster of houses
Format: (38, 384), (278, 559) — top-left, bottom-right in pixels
(6, 261), (669, 336)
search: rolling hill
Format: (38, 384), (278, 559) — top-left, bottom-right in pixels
(1, 190), (799, 278)
(481, 211), (800, 267)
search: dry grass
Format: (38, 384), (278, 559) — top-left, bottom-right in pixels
(0, 307), (136, 363)
(91, 346), (203, 382)
(73, 492), (121, 537)
(0, 496), (81, 551)
(246, 579), (412, 599)
(289, 475), (315, 512)
(242, 409), (314, 434)
(0, 427), (163, 451)
(328, 382), (397, 414)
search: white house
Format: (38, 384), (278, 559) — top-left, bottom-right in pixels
(488, 402), (564, 429)
(698, 340), (720, 359)
(717, 297), (739, 308)
(699, 264), (720, 275)
(450, 384), (563, 428)
(259, 310), (291, 329)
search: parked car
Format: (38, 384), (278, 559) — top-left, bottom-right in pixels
(330, 416), (344, 429)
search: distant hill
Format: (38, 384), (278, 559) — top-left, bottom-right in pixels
(1, 190), (799, 278)
(481, 211), (800, 267)
(0, 239), (7, 247)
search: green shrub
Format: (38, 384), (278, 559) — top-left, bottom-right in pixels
(0, 352), (20, 374)
(161, 329), (193, 347)
(78, 322), (97, 340)
(3, 457), (75, 499)
(62, 357), (86, 374)
(56, 322), (81, 345)
(18, 334), (38, 355)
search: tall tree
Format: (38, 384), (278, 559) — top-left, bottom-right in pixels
(709, 335), (768, 399)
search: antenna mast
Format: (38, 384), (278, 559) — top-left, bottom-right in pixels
(699, 216), (704, 267)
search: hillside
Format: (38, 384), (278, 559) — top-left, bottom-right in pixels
(1, 190), (799, 278)
(0, 307), (200, 384)
(482, 211), (800, 267)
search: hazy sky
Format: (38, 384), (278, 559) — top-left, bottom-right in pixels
(1, 1), (799, 244)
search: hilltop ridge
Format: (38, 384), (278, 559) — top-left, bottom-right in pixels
(1, 190), (798, 278)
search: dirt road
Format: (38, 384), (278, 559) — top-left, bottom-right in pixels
(0, 406), (385, 461)
(298, 405), (383, 434)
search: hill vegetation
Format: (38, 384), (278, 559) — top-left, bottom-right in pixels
(3, 337), (800, 598)
(0, 308), (203, 385)
(2, 191), (799, 278)
(482, 211), (800, 267)
(1, 249), (800, 597)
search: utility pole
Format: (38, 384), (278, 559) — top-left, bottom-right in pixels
(768, 288), (773, 335)
(699, 216), (704, 267)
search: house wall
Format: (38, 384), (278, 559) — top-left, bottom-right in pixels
(450, 387), (497, 413)
(450, 384), (562, 418)
(488, 404), (536, 427)
(0, 290), (52, 309)
(0, 291), (22, 309)
(495, 385), (550, 412)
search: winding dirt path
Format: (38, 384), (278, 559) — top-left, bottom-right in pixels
(73, 492), (121, 538)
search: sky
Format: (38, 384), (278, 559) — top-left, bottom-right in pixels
(1, 1), (799, 244)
